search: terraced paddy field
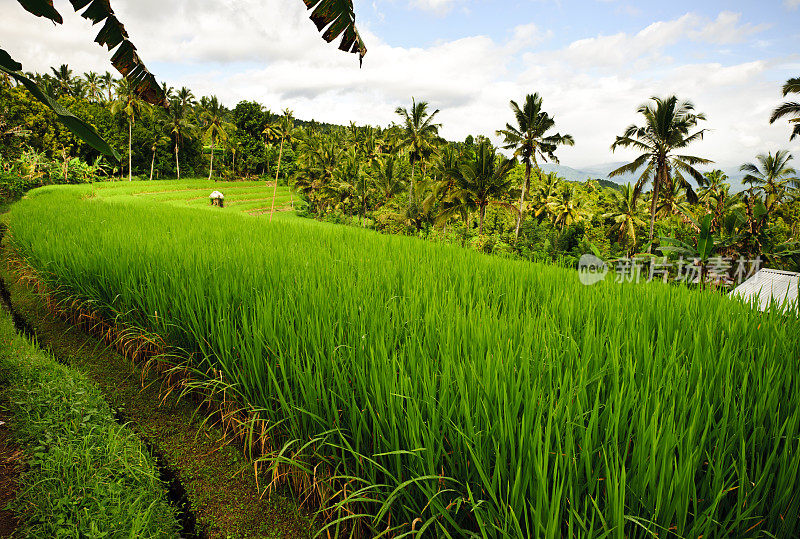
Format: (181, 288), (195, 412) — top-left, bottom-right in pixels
(6, 180), (800, 538)
(91, 179), (297, 216)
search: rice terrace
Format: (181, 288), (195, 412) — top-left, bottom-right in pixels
(1, 0), (800, 538)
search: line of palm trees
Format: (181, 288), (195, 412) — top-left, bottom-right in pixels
(23, 66), (800, 259)
(291, 78), (799, 260)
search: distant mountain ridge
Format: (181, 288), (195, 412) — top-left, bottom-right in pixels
(540, 162), (749, 192)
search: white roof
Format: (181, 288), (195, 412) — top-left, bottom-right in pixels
(732, 269), (799, 313)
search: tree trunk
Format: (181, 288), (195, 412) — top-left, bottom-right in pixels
(409, 163), (415, 205)
(208, 142), (215, 181)
(647, 161), (664, 253)
(149, 149), (156, 181)
(479, 204), (486, 237)
(269, 138), (284, 223)
(175, 140), (180, 180)
(514, 160), (532, 242)
(128, 118), (133, 181)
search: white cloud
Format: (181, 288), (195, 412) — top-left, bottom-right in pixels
(408, 0), (467, 15)
(692, 11), (770, 45)
(1, 2), (796, 168)
(785, 0), (800, 10)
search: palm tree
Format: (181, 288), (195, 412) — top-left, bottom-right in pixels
(100, 71), (114, 102)
(741, 150), (798, 217)
(548, 184), (590, 231)
(769, 77), (800, 140)
(610, 96), (712, 252)
(161, 83), (175, 102)
(394, 98), (442, 204)
(294, 133), (342, 216)
(496, 93), (574, 241)
(656, 181), (691, 218)
(111, 79), (146, 181)
(603, 184), (645, 255)
(450, 140), (516, 236)
(263, 109), (296, 222)
(527, 171), (560, 223)
(371, 153), (409, 204)
(50, 64), (73, 96)
(166, 100), (195, 180)
(699, 169), (728, 209)
(146, 130), (170, 181)
(83, 72), (102, 102)
(200, 96), (231, 181)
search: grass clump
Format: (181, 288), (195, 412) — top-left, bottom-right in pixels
(7, 183), (800, 538)
(0, 311), (179, 538)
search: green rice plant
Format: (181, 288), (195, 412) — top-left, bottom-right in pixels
(8, 183), (800, 538)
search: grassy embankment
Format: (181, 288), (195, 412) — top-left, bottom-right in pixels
(6, 180), (800, 538)
(0, 307), (179, 537)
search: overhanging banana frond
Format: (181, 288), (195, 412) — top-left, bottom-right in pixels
(0, 47), (121, 160)
(15, 0), (167, 106)
(303, 0), (367, 64)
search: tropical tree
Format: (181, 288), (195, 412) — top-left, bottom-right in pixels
(450, 140), (515, 236)
(111, 79), (146, 181)
(548, 184), (590, 231)
(200, 96), (231, 181)
(496, 93), (574, 241)
(394, 98), (442, 204)
(264, 110), (296, 222)
(146, 128), (171, 181)
(50, 64), (73, 96)
(769, 77), (800, 140)
(741, 150), (798, 217)
(100, 71), (114, 102)
(166, 100), (195, 180)
(371, 153), (409, 204)
(603, 184), (646, 255)
(83, 71), (102, 102)
(177, 87), (196, 111)
(610, 95), (711, 251)
(699, 169), (729, 209)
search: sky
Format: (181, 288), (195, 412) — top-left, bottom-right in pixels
(3, 0), (800, 168)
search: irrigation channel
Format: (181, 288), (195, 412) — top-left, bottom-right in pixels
(0, 227), (202, 539)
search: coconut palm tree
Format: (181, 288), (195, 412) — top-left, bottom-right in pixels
(83, 71), (102, 102)
(371, 153), (409, 204)
(200, 96), (231, 181)
(176, 87), (196, 111)
(610, 95), (712, 251)
(496, 93), (574, 241)
(770, 77), (800, 140)
(263, 109), (296, 222)
(146, 129), (170, 181)
(449, 140), (516, 236)
(548, 184), (590, 231)
(741, 150), (798, 216)
(603, 184), (646, 255)
(699, 170), (729, 209)
(394, 98), (442, 204)
(100, 71), (114, 102)
(111, 79), (146, 181)
(50, 64), (73, 96)
(528, 171), (560, 223)
(165, 100), (195, 180)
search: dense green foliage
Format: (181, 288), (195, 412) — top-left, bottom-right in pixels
(8, 184), (800, 537)
(2, 71), (798, 268)
(0, 307), (178, 537)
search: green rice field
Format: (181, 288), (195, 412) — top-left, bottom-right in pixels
(7, 181), (800, 538)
